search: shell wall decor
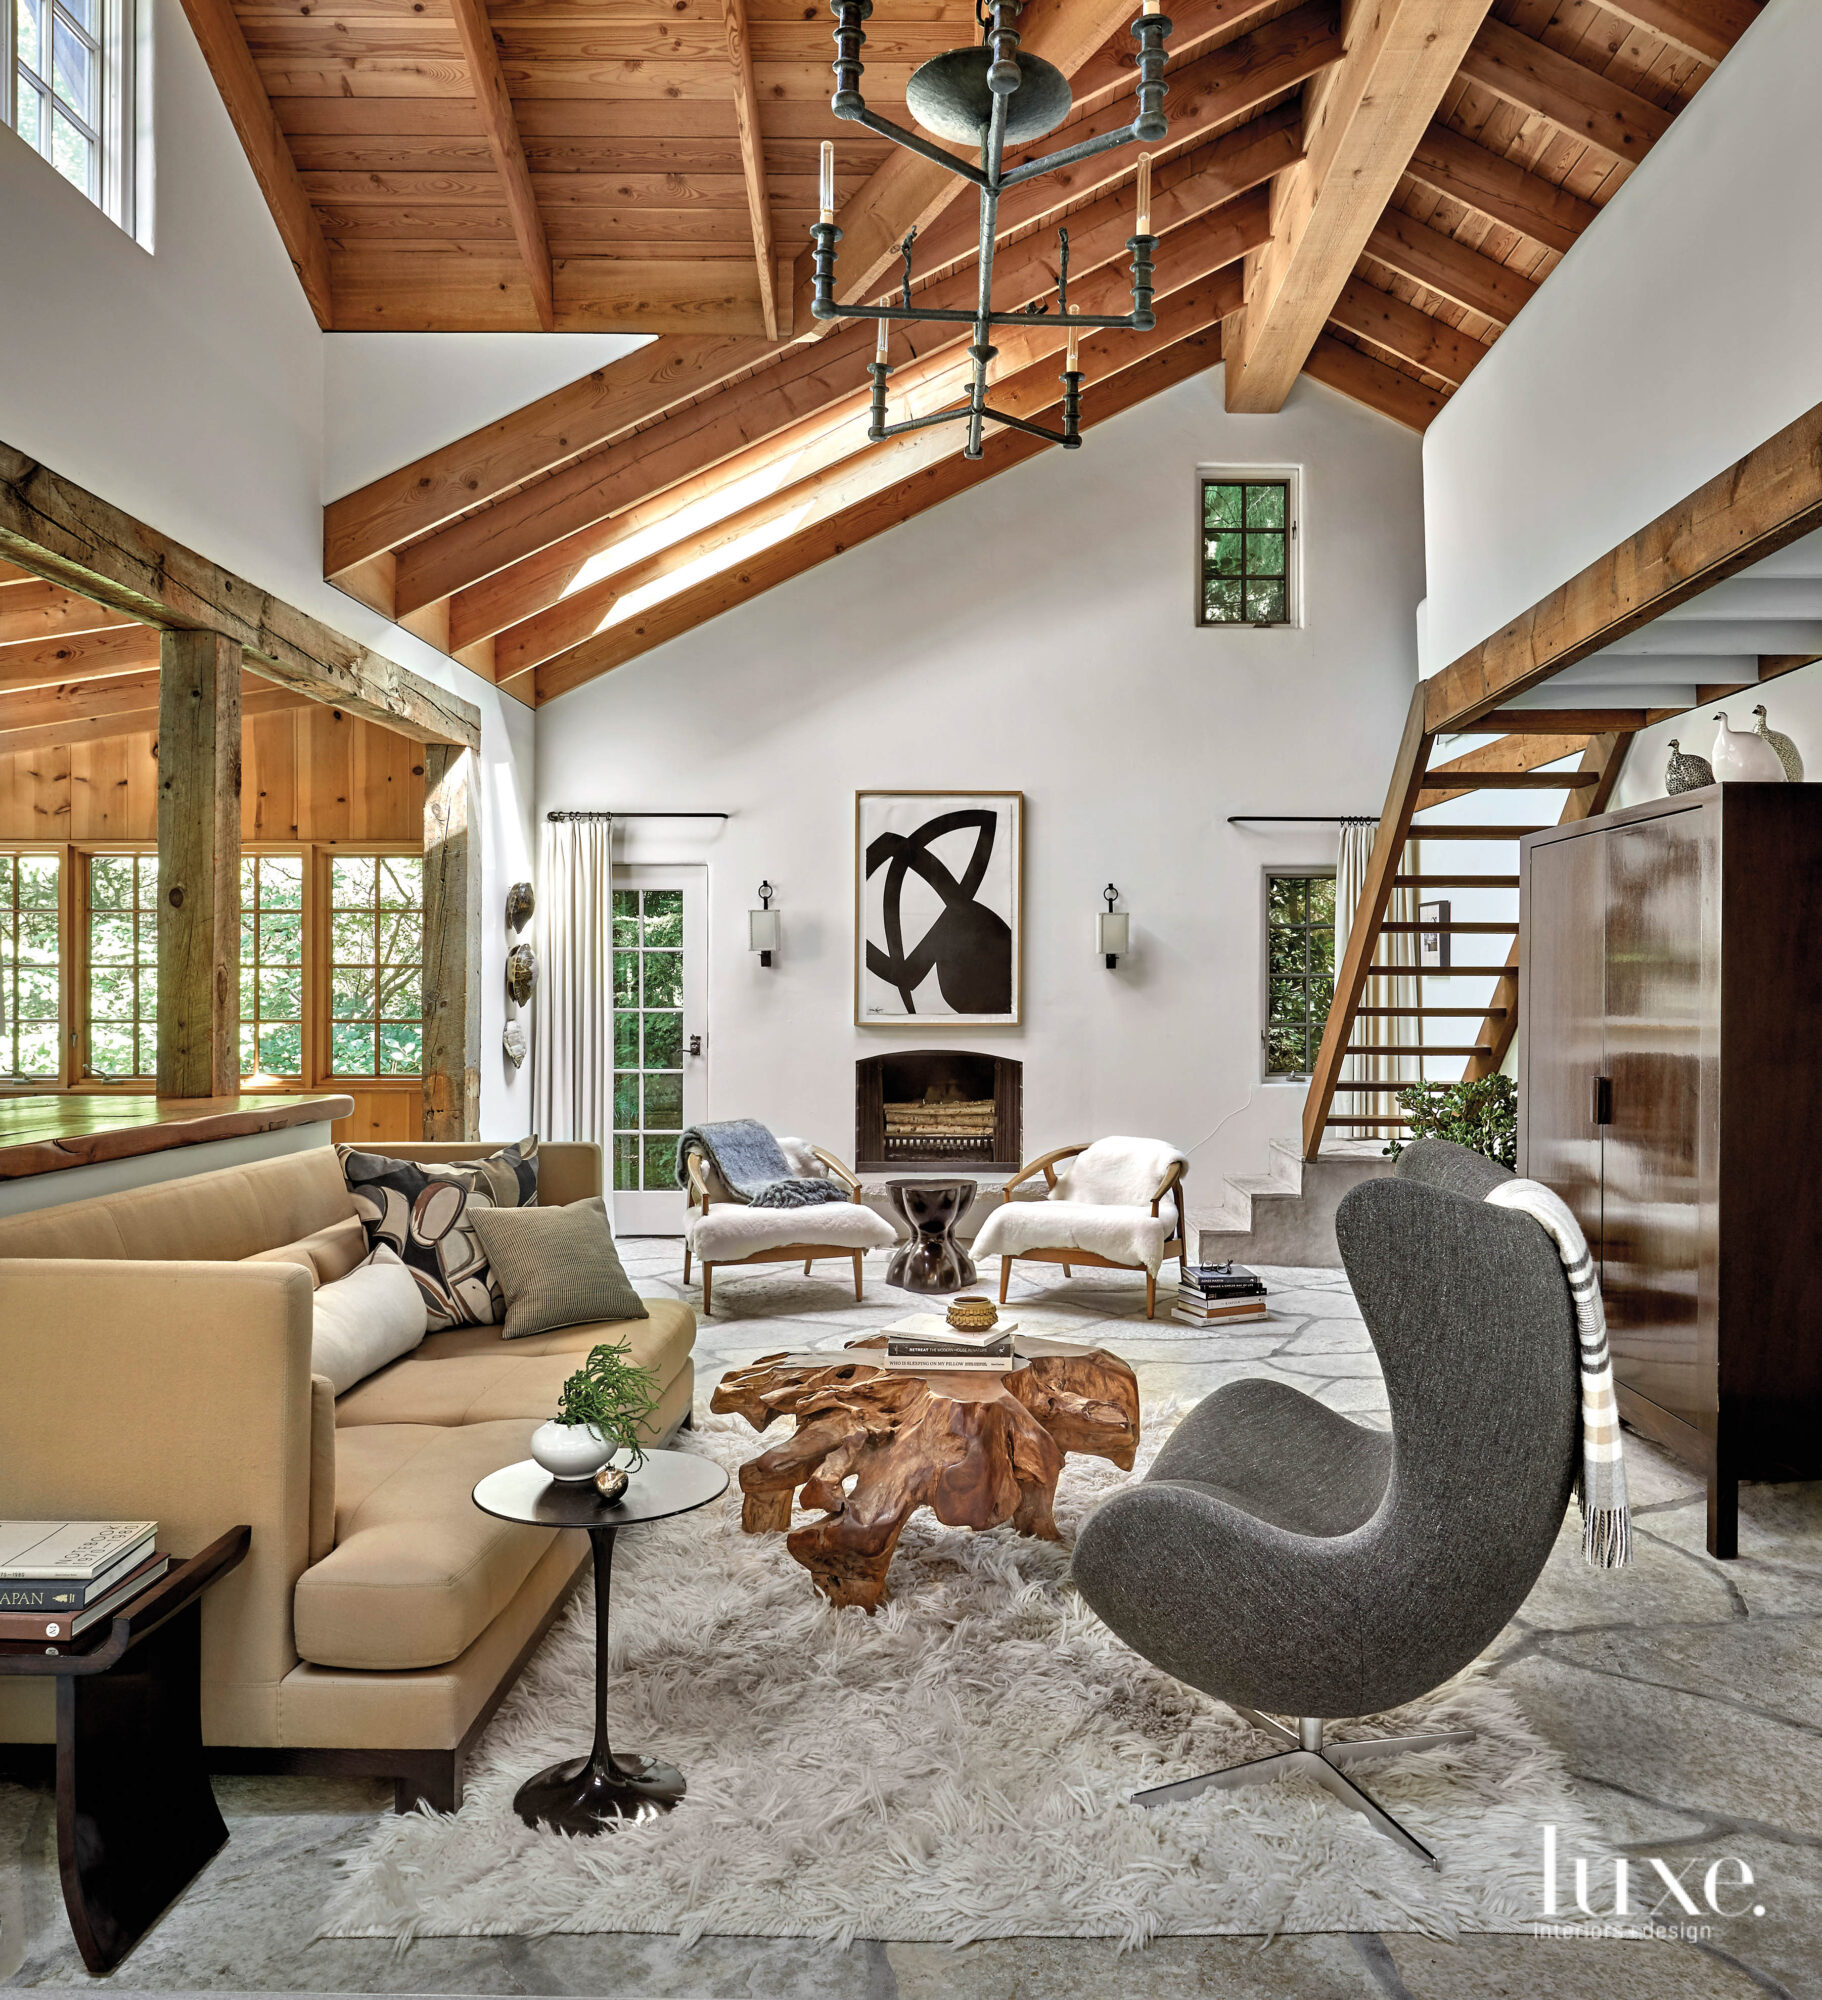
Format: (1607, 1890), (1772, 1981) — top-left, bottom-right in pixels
(506, 943), (538, 1007)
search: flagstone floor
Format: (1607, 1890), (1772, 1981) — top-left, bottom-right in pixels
(3, 1243), (1819, 2000)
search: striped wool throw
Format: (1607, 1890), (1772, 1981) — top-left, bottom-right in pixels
(1485, 1178), (1632, 1569)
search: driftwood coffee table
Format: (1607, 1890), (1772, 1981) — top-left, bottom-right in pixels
(710, 1337), (1139, 1611)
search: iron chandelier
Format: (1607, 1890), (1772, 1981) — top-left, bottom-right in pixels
(810, 0), (1174, 460)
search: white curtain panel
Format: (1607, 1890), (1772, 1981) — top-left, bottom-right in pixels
(1333, 819), (1419, 1144)
(532, 814), (615, 1215)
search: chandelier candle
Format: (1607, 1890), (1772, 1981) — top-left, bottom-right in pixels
(812, 0), (1173, 460)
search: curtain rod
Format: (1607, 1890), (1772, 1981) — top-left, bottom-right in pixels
(546, 810), (731, 821)
(1227, 815), (1379, 826)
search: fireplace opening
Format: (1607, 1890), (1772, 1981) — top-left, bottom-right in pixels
(856, 1051), (1022, 1174)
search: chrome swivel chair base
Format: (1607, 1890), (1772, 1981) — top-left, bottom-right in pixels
(1130, 1709), (1473, 1869)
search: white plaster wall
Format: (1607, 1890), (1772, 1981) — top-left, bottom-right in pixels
(1419, 0), (1813, 675)
(0, 0), (580, 1135)
(534, 366), (1427, 1211)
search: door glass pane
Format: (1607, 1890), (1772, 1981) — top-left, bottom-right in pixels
(612, 887), (691, 1197)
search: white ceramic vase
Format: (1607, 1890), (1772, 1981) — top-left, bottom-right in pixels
(530, 1420), (616, 1484)
(1711, 711), (1787, 784)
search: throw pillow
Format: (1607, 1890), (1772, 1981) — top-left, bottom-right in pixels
(336, 1139), (539, 1329)
(311, 1245), (430, 1395)
(467, 1196), (649, 1341)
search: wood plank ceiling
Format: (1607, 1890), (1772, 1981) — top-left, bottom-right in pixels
(182, 0), (1759, 703)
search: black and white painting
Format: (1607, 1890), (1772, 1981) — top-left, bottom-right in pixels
(856, 791), (1022, 1026)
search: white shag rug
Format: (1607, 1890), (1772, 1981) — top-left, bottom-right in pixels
(322, 1408), (1601, 1948)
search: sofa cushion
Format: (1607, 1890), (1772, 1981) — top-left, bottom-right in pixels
(337, 1140), (538, 1331)
(688, 1202), (897, 1261)
(334, 1299), (696, 1428)
(468, 1196), (647, 1339)
(294, 1420), (552, 1671)
(311, 1246), (429, 1394)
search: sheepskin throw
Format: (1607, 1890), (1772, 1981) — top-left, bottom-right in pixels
(675, 1120), (848, 1208)
(972, 1136), (1187, 1276)
(1484, 1178), (1632, 1568)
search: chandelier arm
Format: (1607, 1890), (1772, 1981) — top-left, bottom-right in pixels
(999, 120), (1153, 191)
(835, 302), (1143, 328)
(871, 404), (979, 441)
(841, 106), (991, 187)
(976, 405), (1071, 445)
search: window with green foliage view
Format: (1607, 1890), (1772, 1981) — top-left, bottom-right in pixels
(613, 887), (685, 1193)
(329, 854), (424, 1077)
(241, 854), (305, 1079)
(1266, 873), (1335, 1077)
(85, 851), (157, 1079)
(1200, 477), (1292, 625)
(0, 852), (61, 1083)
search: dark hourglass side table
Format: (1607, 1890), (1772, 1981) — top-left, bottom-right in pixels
(884, 1177), (979, 1293)
(472, 1450), (728, 1834)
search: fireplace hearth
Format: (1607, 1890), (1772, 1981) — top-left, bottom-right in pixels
(856, 1051), (1022, 1174)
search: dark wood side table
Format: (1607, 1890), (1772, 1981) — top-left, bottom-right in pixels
(473, 1452), (728, 1835)
(883, 1176), (979, 1292)
(0, 1525), (251, 1975)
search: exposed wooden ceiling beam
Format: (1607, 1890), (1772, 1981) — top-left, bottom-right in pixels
(909, 13), (1330, 280)
(1592, 0), (1759, 66)
(1457, 18), (1674, 169)
(1067, 0), (1286, 114)
(0, 580), (139, 647)
(0, 673), (309, 754)
(1221, 0), (1492, 415)
(0, 623), (164, 693)
(1364, 212), (1537, 327)
(0, 444), (479, 747)
(720, 0), (778, 342)
(1327, 274), (1489, 387)
(1404, 123), (1599, 257)
(490, 226), (1255, 676)
(175, 0), (334, 328)
(418, 149), (1275, 624)
(320, 1), (1140, 573)
(1423, 400), (1822, 732)
(531, 306), (1230, 701)
(1303, 334), (1447, 430)
(445, 0), (554, 332)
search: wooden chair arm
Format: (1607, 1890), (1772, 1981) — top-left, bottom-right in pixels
(1001, 1143), (1090, 1200)
(1149, 1158), (1186, 1217)
(683, 1149), (713, 1209)
(810, 1145), (864, 1200)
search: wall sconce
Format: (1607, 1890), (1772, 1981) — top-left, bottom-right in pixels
(1098, 884), (1129, 969)
(749, 881), (780, 966)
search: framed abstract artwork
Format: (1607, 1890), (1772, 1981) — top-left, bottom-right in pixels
(855, 791), (1023, 1026)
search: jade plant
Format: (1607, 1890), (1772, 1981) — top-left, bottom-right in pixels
(555, 1340), (661, 1469)
(1384, 1074), (1518, 1170)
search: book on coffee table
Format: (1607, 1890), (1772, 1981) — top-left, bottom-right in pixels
(879, 1313), (1017, 1357)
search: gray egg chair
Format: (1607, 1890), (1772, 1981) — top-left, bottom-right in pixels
(1072, 1139), (1580, 1866)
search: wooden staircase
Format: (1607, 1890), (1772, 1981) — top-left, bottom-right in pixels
(1300, 698), (1637, 1157)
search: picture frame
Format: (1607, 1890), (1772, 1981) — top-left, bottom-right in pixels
(1419, 898), (1451, 971)
(855, 791), (1023, 1027)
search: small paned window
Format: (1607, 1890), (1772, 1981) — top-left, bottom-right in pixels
(612, 887), (685, 1193)
(5, 0), (147, 237)
(84, 850), (157, 1078)
(0, 851), (61, 1082)
(241, 853), (306, 1078)
(328, 854), (424, 1077)
(1200, 473), (1297, 626)
(1265, 873), (1335, 1077)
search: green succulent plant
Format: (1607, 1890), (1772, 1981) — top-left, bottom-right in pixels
(554, 1340), (661, 1469)
(1384, 1074), (1518, 1171)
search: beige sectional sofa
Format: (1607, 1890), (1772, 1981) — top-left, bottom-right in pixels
(0, 1138), (693, 1810)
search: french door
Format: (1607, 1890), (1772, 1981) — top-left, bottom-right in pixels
(610, 865), (707, 1234)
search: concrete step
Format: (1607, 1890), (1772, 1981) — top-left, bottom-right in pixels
(1195, 1139), (1395, 1269)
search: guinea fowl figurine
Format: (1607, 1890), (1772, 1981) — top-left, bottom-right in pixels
(1710, 710), (1787, 783)
(1664, 738), (1714, 795)
(1752, 703), (1804, 782)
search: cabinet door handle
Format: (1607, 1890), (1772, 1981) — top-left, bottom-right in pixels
(1591, 1075), (1612, 1127)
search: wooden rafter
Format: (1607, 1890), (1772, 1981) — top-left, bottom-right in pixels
(1066, 0), (1285, 112)
(411, 147), (1277, 623)
(1326, 275), (1489, 386)
(0, 678), (308, 756)
(532, 325), (1223, 703)
(1221, 0), (1491, 415)
(1456, 17), (1674, 169)
(0, 623), (164, 692)
(719, 0), (779, 342)
(1585, 0), (1759, 68)
(445, 0), (554, 331)
(175, 0), (334, 328)
(0, 581), (138, 647)
(1425, 399), (1822, 732)
(1403, 124), (1599, 257)
(1363, 212), (1536, 327)
(1302, 335), (1446, 431)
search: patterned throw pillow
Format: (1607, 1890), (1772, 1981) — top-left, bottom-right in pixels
(336, 1140), (539, 1330)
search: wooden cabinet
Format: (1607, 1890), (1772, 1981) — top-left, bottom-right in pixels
(1520, 785), (1822, 1557)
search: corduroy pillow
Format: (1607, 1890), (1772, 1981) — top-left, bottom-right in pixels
(466, 1197), (648, 1340)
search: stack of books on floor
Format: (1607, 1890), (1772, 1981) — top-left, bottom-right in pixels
(1174, 1263), (1270, 1328)
(876, 1314), (1018, 1370)
(0, 1520), (169, 1642)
